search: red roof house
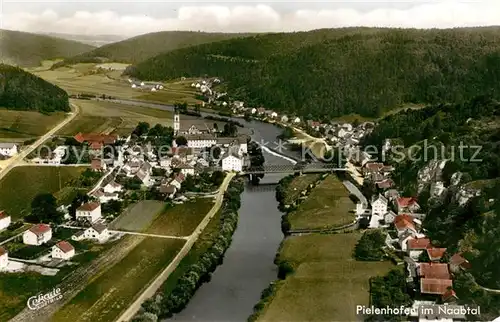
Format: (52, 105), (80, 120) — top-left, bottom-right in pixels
(396, 197), (420, 213)
(442, 289), (459, 303)
(427, 247), (447, 261)
(394, 214), (416, 233)
(77, 202), (100, 212)
(420, 278), (453, 295)
(0, 211), (9, 220)
(418, 263), (450, 279)
(55, 241), (75, 253)
(408, 238), (431, 250)
(449, 253), (471, 272)
(0, 246), (7, 256)
(29, 224), (51, 236)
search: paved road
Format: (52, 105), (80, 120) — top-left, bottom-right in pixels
(117, 172), (236, 322)
(0, 102), (80, 182)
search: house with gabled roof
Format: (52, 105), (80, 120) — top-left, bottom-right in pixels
(371, 194), (388, 215)
(76, 202), (101, 223)
(0, 246), (8, 269)
(0, 211), (11, 231)
(418, 263), (453, 295)
(23, 224), (52, 245)
(408, 238), (431, 259)
(52, 241), (75, 260)
(396, 197), (421, 214)
(81, 223), (109, 243)
(449, 253), (471, 272)
(394, 214), (417, 236)
(427, 247), (447, 262)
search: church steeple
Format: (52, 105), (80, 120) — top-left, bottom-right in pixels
(174, 111), (180, 136)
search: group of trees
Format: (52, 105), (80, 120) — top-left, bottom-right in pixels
(25, 193), (64, 224)
(132, 122), (175, 147)
(127, 28), (500, 119)
(369, 269), (412, 321)
(247, 141), (265, 185)
(180, 171), (225, 193)
(353, 230), (387, 261)
(133, 179), (245, 321)
(0, 64), (70, 113)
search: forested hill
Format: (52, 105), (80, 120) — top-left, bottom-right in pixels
(51, 31), (255, 68)
(362, 97), (500, 318)
(0, 64), (70, 112)
(0, 29), (95, 67)
(126, 27), (500, 119)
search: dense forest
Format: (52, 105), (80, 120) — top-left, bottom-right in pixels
(51, 31), (254, 68)
(126, 27), (500, 119)
(362, 97), (500, 318)
(0, 64), (70, 112)
(0, 29), (95, 67)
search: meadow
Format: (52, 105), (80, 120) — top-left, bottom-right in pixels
(51, 237), (185, 322)
(0, 109), (66, 141)
(109, 200), (166, 232)
(258, 233), (394, 322)
(282, 174), (322, 206)
(287, 175), (355, 230)
(58, 99), (173, 137)
(0, 166), (87, 219)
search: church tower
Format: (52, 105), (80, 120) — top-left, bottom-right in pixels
(174, 111), (180, 136)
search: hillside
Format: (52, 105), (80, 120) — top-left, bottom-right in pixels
(126, 27), (500, 119)
(0, 29), (95, 67)
(51, 31), (255, 68)
(43, 32), (126, 47)
(362, 97), (500, 319)
(0, 64), (70, 112)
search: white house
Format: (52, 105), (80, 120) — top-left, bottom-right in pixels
(251, 108), (257, 114)
(23, 224), (52, 245)
(76, 202), (102, 223)
(222, 153), (243, 172)
(81, 223), (109, 243)
(270, 112), (278, 118)
(0, 247), (8, 269)
(384, 211), (397, 224)
(281, 115), (289, 123)
(0, 211), (11, 231)
(293, 117), (301, 124)
(179, 164), (195, 176)
(0, 143), (18, 157)
(371, 194), (388, 215)
(185, 134), (217, 149)
(52, 241), (75, 260)
(103, 181), (122, 194)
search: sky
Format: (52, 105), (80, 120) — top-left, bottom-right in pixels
(1, 1), (500, 37)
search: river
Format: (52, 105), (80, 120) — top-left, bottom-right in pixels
(109, 99), (298, 321)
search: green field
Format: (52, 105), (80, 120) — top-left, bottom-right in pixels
(282, 174), (322, 205)
(258, 233), (394, 322)
(109, 200), (166, 232)
(287, 175), (355, 230)
(52, 237), (185, 322)
(146, 198), (214, 236)
(0, 166), (87, 219)
(137, 79), (201, 106)
(58, 99), (173, 137)
(0, 109), (65, 140)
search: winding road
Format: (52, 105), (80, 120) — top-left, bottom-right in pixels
(117, 172), (236, 322)
(0, 102), (80, 182)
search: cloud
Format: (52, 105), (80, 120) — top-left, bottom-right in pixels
(3, 2), (500, 36)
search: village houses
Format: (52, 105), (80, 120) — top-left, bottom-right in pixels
(23, 224), (52, 245)
(72, 222), (109, 243)
(0, 246), (8, 269)
(76, 202), (102, 223)
(0, 143), (18, 157)
(0, 211), (11, 231)
(52, 241), (76, 260)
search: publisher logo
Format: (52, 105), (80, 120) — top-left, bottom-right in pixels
(27, 288), (63, 310)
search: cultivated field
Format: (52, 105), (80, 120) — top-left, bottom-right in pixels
(146, 198), (214, 237)
(287, 175), (355, 230)
(0, 166), (87, 219)
(51, 237), (185, 322)
(57, 99), (173, 137)
(32, 63), (200, 106)
(109, 200), (166, 232)
(258, 233), (394, 322)
(137, 79), (202, 105)
(0, 109), (66, 141)
(282, 174), (322, 205)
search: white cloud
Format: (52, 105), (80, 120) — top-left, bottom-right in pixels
(3, 2), (500, 36)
